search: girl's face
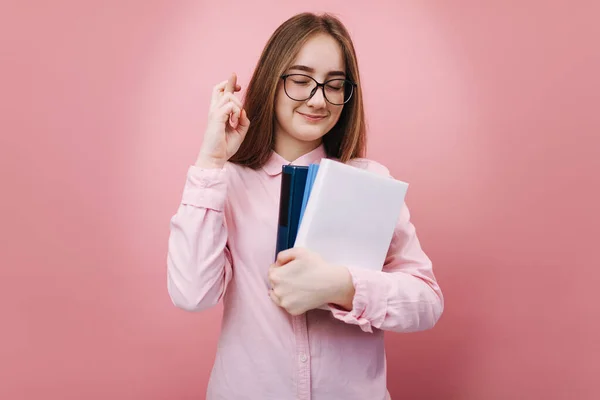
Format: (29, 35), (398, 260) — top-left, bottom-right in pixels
(274, 33), (346, 151)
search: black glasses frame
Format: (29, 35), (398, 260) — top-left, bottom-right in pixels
(280, 74), (357, 105)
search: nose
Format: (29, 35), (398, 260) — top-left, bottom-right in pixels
(306, 86), (327, 108)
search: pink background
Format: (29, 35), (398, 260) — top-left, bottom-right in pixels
(1, 1), (599, 399)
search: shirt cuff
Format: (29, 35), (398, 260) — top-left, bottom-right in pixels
(328, 267), (390, 333)
(180, 165), (227, 211)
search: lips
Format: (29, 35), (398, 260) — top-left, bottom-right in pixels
(298, 111), (327, 120)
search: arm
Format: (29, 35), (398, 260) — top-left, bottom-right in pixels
(327, 202), (444, 333)
(167, 165), (233, 312)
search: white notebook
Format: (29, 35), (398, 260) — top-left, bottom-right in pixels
(294, 158), (409, 271)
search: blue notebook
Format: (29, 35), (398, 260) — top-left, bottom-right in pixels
(275, 164), (309, 259)
(299, 163), (319, 225)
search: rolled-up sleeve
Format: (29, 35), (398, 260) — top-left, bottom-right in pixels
(329, 202), (444, 333)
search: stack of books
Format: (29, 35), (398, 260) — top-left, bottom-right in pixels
(276, 158), (409, 272)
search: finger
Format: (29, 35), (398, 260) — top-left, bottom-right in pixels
(216, 94), (243, 127)
(237, 108), (251, 135)
(211, 80), (229, 107)
(216, 92), (243, 110)
(267, 265), (278, 286)
(224, 73), (237, 93)
(210, 79), (242, 109)
(275, 247), (303, 266)
(269, 288), (281, 306)
(216, 101), (241, 124)
(229, 106), (240, 128)
(212, 80), (241, 96)
(234, 108), (250, 136)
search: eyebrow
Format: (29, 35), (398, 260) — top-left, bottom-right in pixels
(288, 64), (346, 78)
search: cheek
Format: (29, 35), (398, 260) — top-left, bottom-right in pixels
(275, 83), (295, 109)
(276, 98), (296, 121)
(329, 107), (344, 125)
(274, 97), (287, 123)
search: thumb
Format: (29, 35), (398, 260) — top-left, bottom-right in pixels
(237, 109), (251, 135)
(275, 247), (303, 266)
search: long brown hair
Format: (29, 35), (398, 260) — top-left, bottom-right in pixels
(229, 12), (366, 169)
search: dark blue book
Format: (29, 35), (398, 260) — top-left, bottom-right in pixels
(275, 164), (309, 259)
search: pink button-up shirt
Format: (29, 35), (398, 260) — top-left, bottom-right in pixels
(167, 145), (443, 400)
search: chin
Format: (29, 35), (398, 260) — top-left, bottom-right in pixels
(290, 126), (329, 143)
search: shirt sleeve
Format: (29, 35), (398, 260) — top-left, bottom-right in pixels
(328, 203), (444, 333)
(166, 165), (233, 312)
(327, 159), (444, 333)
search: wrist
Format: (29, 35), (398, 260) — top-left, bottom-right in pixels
(195, 154), (226, 169)
(327, 265), (355, 311)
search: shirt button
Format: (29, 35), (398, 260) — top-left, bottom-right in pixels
(299, 353), (307, 363)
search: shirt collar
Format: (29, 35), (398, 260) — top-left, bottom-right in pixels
(262, 144), (327, 176)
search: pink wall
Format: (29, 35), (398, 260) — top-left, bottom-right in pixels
(2, 1), (599, 399)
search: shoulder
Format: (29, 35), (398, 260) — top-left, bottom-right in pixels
(222, 161), (268, 188)
(345, 157), (391, 177)
(223, 160), (251, 178)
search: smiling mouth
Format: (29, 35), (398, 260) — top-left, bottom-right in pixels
(298, 112), (327, 120)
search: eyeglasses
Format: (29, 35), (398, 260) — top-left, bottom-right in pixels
(280, 74), (357, 105)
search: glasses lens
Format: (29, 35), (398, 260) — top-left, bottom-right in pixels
(284, 75), (314, 101)
(283, 75), (354, 105)
(323, 79), (353, 105)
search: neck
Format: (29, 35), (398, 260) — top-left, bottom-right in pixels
(274, 133), (322, 162)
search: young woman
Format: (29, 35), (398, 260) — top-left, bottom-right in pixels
(167, 12), (443, 400)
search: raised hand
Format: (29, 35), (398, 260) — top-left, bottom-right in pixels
(196, 73), (251, 169)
